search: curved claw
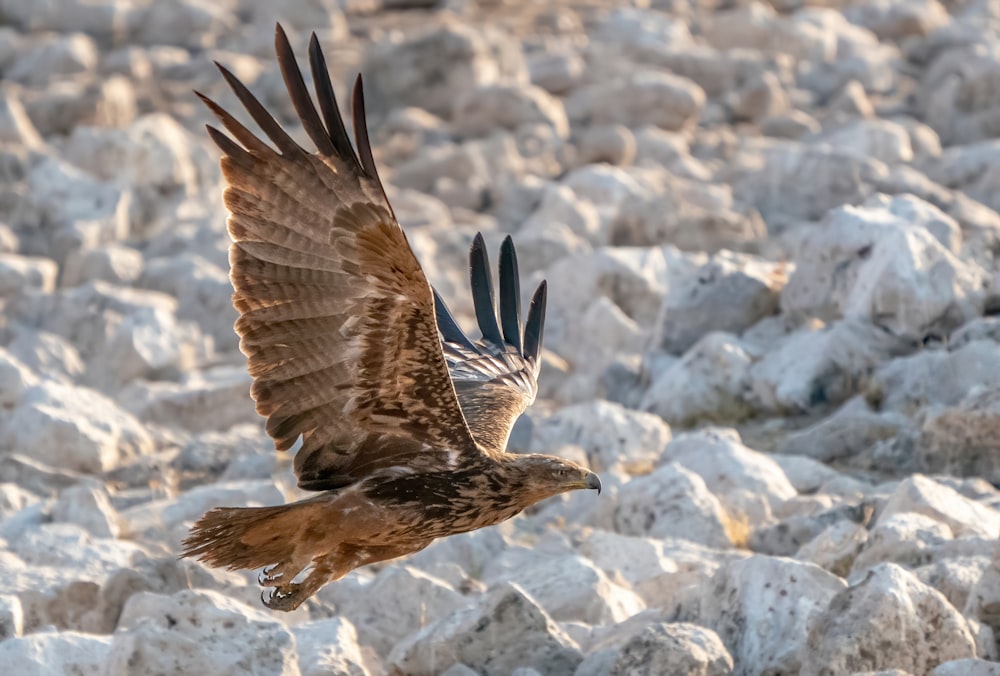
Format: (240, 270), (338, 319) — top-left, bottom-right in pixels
(262, 583), (302, 612)
(258, 565), (282, 586)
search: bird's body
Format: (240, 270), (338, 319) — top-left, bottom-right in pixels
(182, 24), (600, 611)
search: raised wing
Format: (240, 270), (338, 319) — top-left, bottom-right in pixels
(434, 234), (547, 454)
(199, 25), (481, 491)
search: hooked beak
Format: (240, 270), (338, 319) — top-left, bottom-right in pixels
(585, 471), (602, 495)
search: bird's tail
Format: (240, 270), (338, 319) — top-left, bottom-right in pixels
(181, 503), (307, 571)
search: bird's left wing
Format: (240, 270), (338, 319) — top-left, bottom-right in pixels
(434, 234), (548, 454)
(199, 25), (484, 491)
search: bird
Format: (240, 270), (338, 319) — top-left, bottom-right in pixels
(181, 24), (601, 612)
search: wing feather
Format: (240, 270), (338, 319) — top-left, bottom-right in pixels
(203, 25), (483, 491)
(436, 235), (548, 454)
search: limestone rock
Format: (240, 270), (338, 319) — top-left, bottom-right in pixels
(613, 463), (732, 548)
(363, 22), (527, 119)
(107, 590), (298, 676)
(0, 381), (153, 474)
(703, 555), (846, 675)
(661, 428), (796, 524)
(0, 631), (111, 674)
(388, 582), (583, 675)
(803, 563), (976, 674)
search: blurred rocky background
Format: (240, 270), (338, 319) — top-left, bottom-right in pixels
(2, 0), (1000, 673)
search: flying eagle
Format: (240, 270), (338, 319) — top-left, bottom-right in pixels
(181, 25), (601, 611)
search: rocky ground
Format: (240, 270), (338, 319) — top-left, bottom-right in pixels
(1, 0), (1000, 673)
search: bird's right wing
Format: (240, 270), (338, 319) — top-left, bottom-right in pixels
(434, 234), (547, 454)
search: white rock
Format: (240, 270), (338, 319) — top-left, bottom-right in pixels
(871, 340), (1000, 414)
(61, 113), (208, 195)
(577, 621), (732, 676)
(916, 556), (991, 611)
(661, 428), (797, 524)
(578, 530), (737, 614)
(703, 3), (835, 61)
(561, 166), (653, 237)
(324, 565), (467, 656)
(866, 192), (962, 252)
(748, 319), (912, 413)
(776, 396), (908, 463)
(796, 520), (869, 576)
(529, 400), (670, 474)
(528, 50), (583, 95)
(880, 475), (1000, 539)
(918, 386), (1000, 482)
(612, 179), (766, 252)
(803, 563), (976, 674)
(576, 125), (636, 167)
(139, 254), (237, 351)
(129, 0), (237, 49)
(0, 381), (153, 473)
(702, 555), (846, 675)
(543, 247), (668, 352)
(781, 202), (985, 339)
(653, 250), (786, 355)
(0, 254), (58, 297)
(852, 512), (953, 574)
(119, 366), (255, 434)
(0, 594), (23, 640)
(452, 84), (568, 138)
(293, 616), (379, 676)
(641, 333), (753, 426)
(750, 501), (875, 557)
(613, 463), (732, 548)
(107, 590), (297, 676)
(51, 483), (121, 539)
(565, 71), (704, 131)
(845, 0), (949, 40)
(6, 32), (97, 85)
(734, 145), (886, 224)
(0, 90), (43, 148)
(593, 8), (692, 59)
(0, 347), (37, 407)
(769, 454), (842, 494)
(0, 631), (111, 674)
(519, 183), (601, 249)
(495, 555), (645, 625)
(24, 157), (131, 265)
(821, 119), (914, 165)
(363, 22), (528, 118)
(933, 659), (1000, 676)
(760, 110), (821, 139)
(5, 327), (84, 385)
(388, 582), (583, 675)
(60, 244), (143, 287)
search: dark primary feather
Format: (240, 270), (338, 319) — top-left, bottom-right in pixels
(435, 235), (548, 454)
(498, 236), (523, 353)
(200, 24), (485, 492)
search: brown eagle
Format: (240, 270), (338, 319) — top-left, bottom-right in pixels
(181, 25), (601, 611)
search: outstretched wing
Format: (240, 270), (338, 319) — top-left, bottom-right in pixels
(200, 25), (481, 491)
(434, 234), (547, 454)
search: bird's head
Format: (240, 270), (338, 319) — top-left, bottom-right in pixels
(503, 453), (602, 506)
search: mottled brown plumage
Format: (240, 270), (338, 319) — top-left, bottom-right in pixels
(181, 24), (600, 611)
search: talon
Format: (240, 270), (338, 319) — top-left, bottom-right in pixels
(261, 583), (301, 611)
(258, 565), (282, 586)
